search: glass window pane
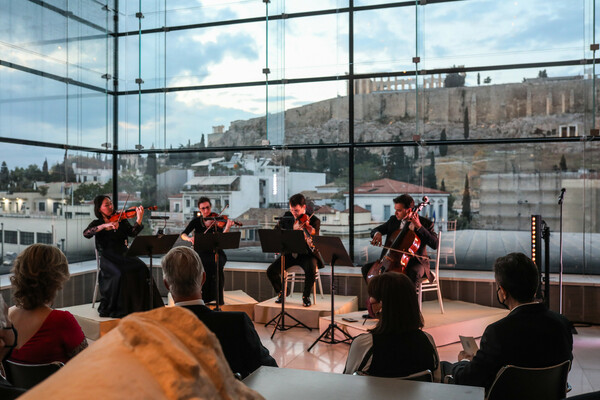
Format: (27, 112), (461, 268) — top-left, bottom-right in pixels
(118, 86), (266, 151)
(420, 0), (586, 69)
(276, 14), (348, 80)
(119, 0), (265, 31)
(268, 81), (349, 146)
(354, 6), (416, 74)
(357, 141), (599, 274)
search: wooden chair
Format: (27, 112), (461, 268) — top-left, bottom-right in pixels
(3, 360), (64, 389)
(418, 231), (444, 313)
(486, 360), (571, 400)
(284, 265), (324, 304)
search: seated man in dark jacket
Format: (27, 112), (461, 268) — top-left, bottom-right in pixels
(442, 252), (573, 391)
(161, 246), (277, 378)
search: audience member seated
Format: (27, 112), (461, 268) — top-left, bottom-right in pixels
(441, 252), (573, 391)
(18, 307), (265, 400)
(0, 299), (27, 399)
(161, 246), (277, 378)
(344, 272), (439, 378)
(7, 244), (88, 364)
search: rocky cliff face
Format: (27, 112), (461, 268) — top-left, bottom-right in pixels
(209, 78), (593, 147)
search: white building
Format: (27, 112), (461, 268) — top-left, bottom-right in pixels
(315, 205), (378, 235)
(347, 178), (449, 224)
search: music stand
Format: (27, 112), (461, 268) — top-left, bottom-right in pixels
(258, 229), (312, 339)
(307, 236), (355, 351)
(126, 234), (179, 309)
(194, 231), (241, 311)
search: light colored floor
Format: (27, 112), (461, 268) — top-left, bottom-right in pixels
(254, 322), (600, 397)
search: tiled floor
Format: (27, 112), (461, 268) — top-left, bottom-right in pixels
(254, 322), (600, 397)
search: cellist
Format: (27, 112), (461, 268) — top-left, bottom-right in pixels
(361, 194), (438, 285)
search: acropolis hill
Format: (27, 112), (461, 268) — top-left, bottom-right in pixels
(209, 76), (596, 148)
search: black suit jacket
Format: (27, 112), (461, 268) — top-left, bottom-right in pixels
(451, 303), (573, 390)
(182, 304), (277, 378)
(371, 215), (438, 280)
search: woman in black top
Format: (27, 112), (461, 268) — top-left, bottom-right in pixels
(83, 195), (163, 318)
(344, 272), (439, 378)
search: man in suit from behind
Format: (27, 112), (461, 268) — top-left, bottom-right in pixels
(442, 252), (573, 391)
(161, 246), (278, 378)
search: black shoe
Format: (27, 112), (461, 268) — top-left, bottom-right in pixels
(275, 292), (284, 304)
(302, 296), (311, 307)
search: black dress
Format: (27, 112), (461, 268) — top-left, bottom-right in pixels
(83, 218), (163, 318)
(182, 217), (227, 305)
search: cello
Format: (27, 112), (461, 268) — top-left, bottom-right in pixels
(366, 197), (430, 282)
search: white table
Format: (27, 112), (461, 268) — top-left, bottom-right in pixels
(243, 367), (484, 400)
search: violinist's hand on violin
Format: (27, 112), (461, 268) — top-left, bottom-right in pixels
(371, 232), (383, 246)
(103, 221), (119, 231)
(135, 205), (144, 224)
(224, 218), (234, 232)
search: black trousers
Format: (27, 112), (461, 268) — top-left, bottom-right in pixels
(267, 253), (318, 298)
(198, 251), (226, 305)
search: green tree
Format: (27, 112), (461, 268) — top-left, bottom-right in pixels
(444, 68), (465, 88)
(73, 182), (108, 204)
(439, 129), (448, 157)
(142, 153), (157, 206)
(463, 108), (470, 139)
(384, 140), (416, 184)
(0, 161), (9, 190)
(288, 149), (301, 170)
(316, 139), (328, 171)
(477, 72), (481, 85)
(538, 69), (548, 78)
(304, 149), (313, 171)
(461, 174), (472, 223)
(483, 76), (492, 84)
(440, 178), (446, 192)
(328, 150), (341, 181)
(559, 154), (567, 171)
(42, 158), (49, 179)
(424, 151), (437, 189)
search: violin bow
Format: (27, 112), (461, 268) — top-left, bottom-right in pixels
(116, 194), (130, 223)
(373, 243), (430, 261)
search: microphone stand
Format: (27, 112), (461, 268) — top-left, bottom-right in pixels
(558, 188), (565, 314)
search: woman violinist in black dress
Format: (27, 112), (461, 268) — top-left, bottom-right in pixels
(83, 195), (163, 318)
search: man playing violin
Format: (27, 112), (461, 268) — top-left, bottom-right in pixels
(181, 197), (233, 305)
(83, 195), (164, 318)
(266, 193), (322, 307)
(361, 194), (438, 286)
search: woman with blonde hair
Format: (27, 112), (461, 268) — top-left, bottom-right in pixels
(8, 244), (87, 364)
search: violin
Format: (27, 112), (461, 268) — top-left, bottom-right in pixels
(203, 212), (243, 228)
(108, 206), (157, 222)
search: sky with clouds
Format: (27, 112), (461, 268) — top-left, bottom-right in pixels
(0, 0), (595, 169)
